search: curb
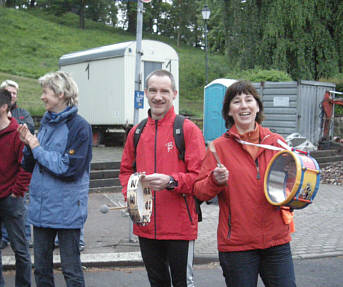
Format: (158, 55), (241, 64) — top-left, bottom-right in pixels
(3, 251), (343, 269)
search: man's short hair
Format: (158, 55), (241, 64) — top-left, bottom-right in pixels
(0, 88), (12, 112)
(38, 71), (79, 106)
(0, 79), (19, 90)
(145, 70), (176, 91)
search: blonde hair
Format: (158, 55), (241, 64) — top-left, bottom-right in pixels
(0, 79), (19, 91)
(38, 71), (79, 106)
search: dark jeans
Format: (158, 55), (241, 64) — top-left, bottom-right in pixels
(1, 192), (32, 243)
(33, 227), (85, 287)
(0, 195), (32, 287)
(219, 243), (296, 287)
(139, 237), (195, 287)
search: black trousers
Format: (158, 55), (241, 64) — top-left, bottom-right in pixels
(139, 237), (195, 287)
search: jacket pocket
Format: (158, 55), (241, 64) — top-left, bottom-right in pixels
(227, 211), (232, 239)
(183, 195), (194, 225)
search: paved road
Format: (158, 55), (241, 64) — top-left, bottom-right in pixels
(3, 257), (343, 287)
(2, 146), (342, 273)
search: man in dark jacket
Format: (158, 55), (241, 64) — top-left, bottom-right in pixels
(0, 80), (34, 133)
(0, 88), (32, 287)
(0, 80), (34, 249)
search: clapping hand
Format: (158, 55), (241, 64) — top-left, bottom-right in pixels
(17, 124), (40, 149)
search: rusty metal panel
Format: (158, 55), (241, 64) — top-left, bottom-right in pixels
(298, 81), (336, 144)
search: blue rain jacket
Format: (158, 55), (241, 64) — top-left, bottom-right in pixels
(22, 106), (92, 229)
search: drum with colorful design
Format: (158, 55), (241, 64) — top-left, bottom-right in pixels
(264, 150), (320, 209)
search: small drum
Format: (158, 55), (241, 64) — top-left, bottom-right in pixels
(264, 150), (320, 209)
(127, 173), (153, 225)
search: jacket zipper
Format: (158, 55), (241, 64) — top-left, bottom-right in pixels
(183, 195), (193, 224)
(255, 159), (260, 180)
(154, 120), (158, 239)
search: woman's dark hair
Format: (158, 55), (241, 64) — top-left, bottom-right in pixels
(222, 80), (264, 128)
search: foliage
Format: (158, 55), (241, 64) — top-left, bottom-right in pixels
(0, 7), (231, 117)
(3, 0), (342, 81)
(0, 4), (339, 118)
(205, 0), (343, 81)
(225, 68), (292, 82)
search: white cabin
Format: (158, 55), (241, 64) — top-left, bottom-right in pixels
(59, 40), (179, 129)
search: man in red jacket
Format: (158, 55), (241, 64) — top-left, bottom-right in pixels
(120, 70), (206, 287)
(0, 88), (32, 287)
(0, 79), (34, 249)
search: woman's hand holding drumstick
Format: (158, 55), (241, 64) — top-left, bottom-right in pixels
(209, 141), (229, 186)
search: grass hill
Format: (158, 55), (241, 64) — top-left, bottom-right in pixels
(0, 7), (231, 117)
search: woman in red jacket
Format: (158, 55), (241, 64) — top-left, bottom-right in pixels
(194, 80), (296, 287)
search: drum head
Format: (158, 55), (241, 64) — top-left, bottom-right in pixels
(265, 151), (299, 205)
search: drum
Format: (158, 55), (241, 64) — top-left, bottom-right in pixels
(127, 173), (153, 225)
(264, 150), (320, 209)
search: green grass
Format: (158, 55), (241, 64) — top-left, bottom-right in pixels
(1, 7), (230, 117)
(0, 8), (223, 116)
(5, 7), (338, 118)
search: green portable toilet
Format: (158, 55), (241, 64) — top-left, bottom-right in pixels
(203, 79), (237, 143)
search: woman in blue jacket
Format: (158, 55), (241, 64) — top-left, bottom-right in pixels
(18, 71), (92, 287)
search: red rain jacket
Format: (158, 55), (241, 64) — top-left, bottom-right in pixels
(194, 124), (292, 252)
(120, 107), (206, 240)
(0, 117), (31, 198)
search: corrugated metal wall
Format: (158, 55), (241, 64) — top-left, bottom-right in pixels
(256, 81), (335, 144)
(297, 81), (335, 144)
(255, 82), (299, 139)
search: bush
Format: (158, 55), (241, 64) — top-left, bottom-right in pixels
(225, 68), (292, 82)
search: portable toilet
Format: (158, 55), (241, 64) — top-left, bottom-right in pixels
(203, 79), (237, 143)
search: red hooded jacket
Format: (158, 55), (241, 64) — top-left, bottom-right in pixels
(194, 124), (292, 252)
(120, 107), (206, 240)
(0, 117), (31, 198)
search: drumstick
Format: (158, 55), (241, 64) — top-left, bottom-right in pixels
(99, 204), (127, 214)
(208, 141), (224, 168)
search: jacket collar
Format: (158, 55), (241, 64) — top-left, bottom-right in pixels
(226, 123), (277, 145)
(10, 102), (17, 111)
(41, 106), (77, 125)
(0, 117), (18, 136)
(147, 106), (176, 125)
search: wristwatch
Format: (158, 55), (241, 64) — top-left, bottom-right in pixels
(166, 176), (178, 190)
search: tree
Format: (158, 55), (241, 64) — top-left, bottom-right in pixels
(80, 0), (85, 29)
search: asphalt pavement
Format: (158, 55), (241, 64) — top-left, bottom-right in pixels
(2, 146), (343, 268)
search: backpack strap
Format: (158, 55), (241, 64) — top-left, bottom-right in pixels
(173, 115), (185, 161)
(132, 118), (148, 171)
(173, 115), (203, 222)
(132, 114), (203, 221)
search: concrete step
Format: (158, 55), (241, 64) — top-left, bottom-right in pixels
(310, 149), (343, 166)
(311, 149), (342, 159)
(90, 178), (121, 188)
(316, 155), (343, 164)
(88, 152), (343, 193)
(91, 161), (120, 170)
(90, 169), (119, 180)
(89, 186), (122, 193)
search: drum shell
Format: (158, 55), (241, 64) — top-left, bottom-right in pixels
(264, 150), (320, 209)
